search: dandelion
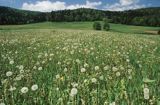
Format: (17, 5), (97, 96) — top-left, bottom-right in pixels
(9, 86), (16, 91)
(95, 66), (99, 71)
(91, 78), (97, 83)
(9, 60), (14, 65)
(112, 67), (118, 72)
(33, 66), (37, 69)
(99, 75), (104, 80)
(19, 65), (24, 70)
(31, 84), (38, 91)
(109, 102), (116, 105)
(6, 71), (13, 77)
(0, 103), (5, 105)
(81, 68), (86, 73)
(70, 88), (78, 97)
(64, 68), (68, 72)
(84, 63), (89, 68)
(71, 82), (78, 87)
(21, 87), (29, 94)
(144, 87), (149, 100)
(75, 59), (80, 63)
(38, 67), (42, 71)
(116, 72), (121, 77)
(103, 65), (109, 70)
(56, 74), (60, 79)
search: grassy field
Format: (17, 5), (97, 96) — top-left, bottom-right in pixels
(0, 22), (159, 34)
(0, 23), (160, 105)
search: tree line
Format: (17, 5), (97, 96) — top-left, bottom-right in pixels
(0, 6), (160, 27)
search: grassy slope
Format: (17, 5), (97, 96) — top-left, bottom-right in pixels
(0, 22), (159, 34)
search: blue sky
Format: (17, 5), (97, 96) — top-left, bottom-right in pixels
(0, 0), (160, 12)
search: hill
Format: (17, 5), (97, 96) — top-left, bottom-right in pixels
(0, 6), (160, 26)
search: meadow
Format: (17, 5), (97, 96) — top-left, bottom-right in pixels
(0, 23), (160, 105)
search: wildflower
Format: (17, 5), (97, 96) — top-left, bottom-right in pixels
(38, 67), (42, 71)
(103, 65), (109, 70)
(9, 60), (14, 65)
(33, 66), (37, 69)
(84, 63), (89, 68)
(143, 87), (149, 100)
(31, 84), (38, 91)
(6, 71), (13, 77)
(56, 74), (60, 79)
(76, 59), (80, 63)
(21, 87), (29, 94)
(91, 78), (97, 83)
(112, 67), (118, 72)
(9, 86), (16, 91)
(109, 102), (116, 105)
(64, 68), (68, 72)
(99, 75), (104, 80)
(70, 88), (78, 97)
(71, 82), (78, 87)
(95, 66), (99, 71)
(81, 68), (86, 73)
(0, 103), (5, 105)
(116, 72), (121, 77)
(19, 65), (24, 70)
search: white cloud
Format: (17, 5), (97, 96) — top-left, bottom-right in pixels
(104, 0), (145, 11)
(22, 0), (102, 12)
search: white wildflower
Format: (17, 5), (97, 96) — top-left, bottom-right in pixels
(95, 66), (100, 71)
(6, 71), (13, 77)
(38, 67), (42, 71)
(70, 88), (78, 97)
(21, 87), (29, 94)
(91, 78), (97, 83)
(81, 68), (86, 73)
(103, 65), (109, 70)
(31, 84), (38, 91)
(9, 60), (14, 65)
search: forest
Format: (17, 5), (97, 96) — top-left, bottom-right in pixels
(0, 6), (160, 27)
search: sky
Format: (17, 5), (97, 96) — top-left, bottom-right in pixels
(0, 0), (160, 12)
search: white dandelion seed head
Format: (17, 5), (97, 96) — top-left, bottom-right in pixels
(56, 74), (60, 79)
(9, 86), (16, 91)
(103, 65), (109, 70)
(6, 71), (13, 77)
(0, 103), (5, 105)
(38, 67), (42, 71)
(64, 68), (68, 72)
(99, 75), (104, 80)
(84, 63), (89, 68)
(31, 84), (38, 91)
(71, 82), (78, 87)
(21, 87), (29, 94)
(116, 72), (121, 77)
(112, 67), (118, 72)
(91, 78), (97, 83)
(144, 93), (149, 100)
(143, 87), (149, 94)
(19, 65), (24, 70)
(81, 68), (86, 73)
(75, 59), (80, 63)
(70, 88), (78, 97)
(95, 66), (100, 71)
(9, 60), (14, 65)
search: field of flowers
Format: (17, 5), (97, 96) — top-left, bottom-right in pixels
(0, 29), (160, 105)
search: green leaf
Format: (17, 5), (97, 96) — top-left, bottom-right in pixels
(143, 78), (155, 83)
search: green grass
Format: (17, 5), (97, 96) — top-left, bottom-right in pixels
(0, 28), (160, 105)
(0, 22), (159, 34)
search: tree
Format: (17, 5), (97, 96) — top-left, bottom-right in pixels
(93, 22), (101, 30)
(158, 30), (160, 35)
(103, 18), (110, 31)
